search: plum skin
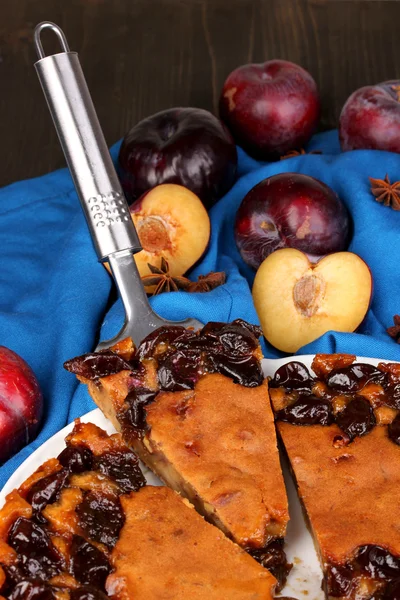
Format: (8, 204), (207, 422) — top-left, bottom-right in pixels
(118, 107), (238, 210)
(219, 60), (320, 160)
(0, 346), (43, 464)
(235, 173), (350, 270)
(340, 80), (400, 152)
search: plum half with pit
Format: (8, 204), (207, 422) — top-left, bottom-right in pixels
(0, 347), (43, 463)
(234, 173), (350, 270)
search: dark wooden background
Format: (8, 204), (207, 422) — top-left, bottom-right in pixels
(1, 0), (400, 187)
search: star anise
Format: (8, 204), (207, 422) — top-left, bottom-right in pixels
(387, 315), (400, 342)
(187, 271), (226, 293)
(369, 174), (400, 210)
(280, 148), (322, 160)
(141, 257), (191, 295)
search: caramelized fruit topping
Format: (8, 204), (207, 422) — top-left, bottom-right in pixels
(270, 361), (313, 393)
(335, 397), (376, 441)
(273, 356), (400, 445)
(388, 414), (400, 445)
(249, 538), (292, 591)
(326, 545), (400, 598)
(93, 449), (146, 493)
(7, 581), (56, 600)
(70, 587), (109, 600)
(76, 491), (124, 549)
(276, 395), (333, 426)
(64, 320), (264, 438)
(25, 470), (69, 523)
(64, 351), (132, 380)
(57, 446), (94, 473)
(69, 535), (111, 589)
(8, 517), (63, 580)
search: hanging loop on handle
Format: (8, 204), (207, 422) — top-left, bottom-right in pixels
(34, 22), (70, 59)
(33, 22), (142, 261)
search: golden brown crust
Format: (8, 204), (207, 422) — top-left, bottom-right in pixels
(107, 486), (276, 600)
(143, 373), (289, 547)
(311, 353), (356, 379)
(278, 421), (400, 563)
(65, 420), (128, 456)
(18, 458), (62, 497)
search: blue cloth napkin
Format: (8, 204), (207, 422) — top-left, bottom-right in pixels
(1, 129), (400, 489)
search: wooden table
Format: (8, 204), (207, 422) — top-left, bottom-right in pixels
(1, 0), (400, 187)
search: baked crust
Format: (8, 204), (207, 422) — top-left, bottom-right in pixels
(68, 324), (289, 552)
(107, 486), (275, 600)
(143, 374), (288, 547)
(279, 422), (400, 563)
(0, 421), (277, 599)
(270, 354), (400, 600)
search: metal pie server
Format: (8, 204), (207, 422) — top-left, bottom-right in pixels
(33, 22), (202, 350)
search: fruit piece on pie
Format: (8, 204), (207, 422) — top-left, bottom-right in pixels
(64, 319), (291, 587)
(0, 421), (277, 600)
(252, 248), (372, 353)
(269, 354), (400, 600)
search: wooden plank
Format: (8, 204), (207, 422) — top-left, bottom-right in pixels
(0, 0), (400, 186)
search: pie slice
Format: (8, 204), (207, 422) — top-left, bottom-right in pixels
(64, 320), (290, 586)
(0, 420), (277, 599)
(268, 353), (400, 600)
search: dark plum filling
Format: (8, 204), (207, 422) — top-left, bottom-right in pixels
(7, 518), (63, 581)
(25, 469), (69, 523)
(248, 538), (292, 591)
(273, 359), (400, 445)
(7, 581), (56, 600)
(326, 545), (400, 598)
(94, 449), (146, 493)
(270, 362), (313, 393)
(69, 535), (111, 590)
(63, 351), (132, 379)
(57, 445), (94, 473)
(0, 433), (148, 599)
(276, 395), (333, 426)
(63, 319), (264, 437)
(70, 587), (109, 600)
(327, 364), (386, 393)
(335, 397), (375, 441)
(76, 490), (124, 549)
(388, 414), (400, 446)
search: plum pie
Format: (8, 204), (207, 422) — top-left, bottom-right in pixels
(269, 353), (400, 600)
(0, 420), (277, 599)
(64, 320), (291, 587)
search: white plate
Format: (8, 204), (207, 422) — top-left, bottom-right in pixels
(0, 355), (388, 600)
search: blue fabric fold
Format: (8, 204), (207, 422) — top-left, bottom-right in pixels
(1, 129), (400, 488)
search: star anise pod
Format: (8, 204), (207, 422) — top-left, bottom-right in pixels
(369, 174), (400, 210)
(280, 148), (322, 160)
(187, 271), (226, 293)
(387, 315), (400, 342)
(141, 257), (191, 295)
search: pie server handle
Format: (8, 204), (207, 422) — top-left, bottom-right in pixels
(33, 22), (203, 347)
(33, 21), (141, 261)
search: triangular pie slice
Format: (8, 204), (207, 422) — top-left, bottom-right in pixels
(268, 353), (400, 600)
(64, 320), (290, 587)
(0, 420), (276, 599)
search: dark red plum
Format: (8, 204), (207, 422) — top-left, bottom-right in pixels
(340, 80), (400, 152)
(219, 60), (320, 160)
(234, 173), (350, 270)
(118, 107), (237, 210)
(0, 347), (43, 464)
